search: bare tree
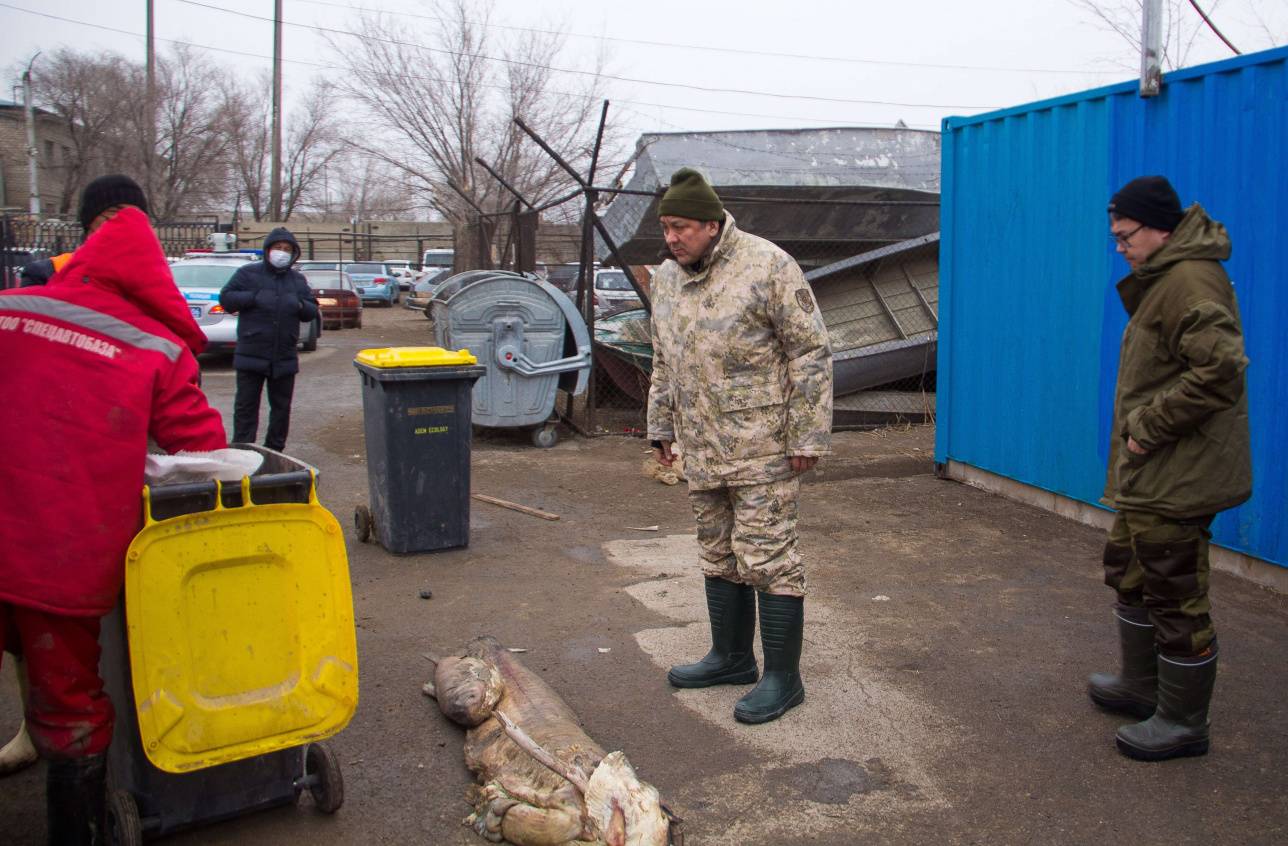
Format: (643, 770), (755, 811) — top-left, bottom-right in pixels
(31, 49), (134, 215)
(320, 154), (419, 222)
(224, 73), (270, 221)
(141, 46), (234, 220)
(225, 75), (346, 221)
(31, 45), (234, 220)
(331, 0), (618, 242)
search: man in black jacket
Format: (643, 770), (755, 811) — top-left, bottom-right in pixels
(219, 228), (318, 452)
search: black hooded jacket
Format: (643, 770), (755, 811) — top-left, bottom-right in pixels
(219, 228), (319, 376)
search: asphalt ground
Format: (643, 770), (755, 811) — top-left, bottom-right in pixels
(2, 302), (1286, 845)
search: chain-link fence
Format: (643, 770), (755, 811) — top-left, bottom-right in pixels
(1, 215), (221, 288)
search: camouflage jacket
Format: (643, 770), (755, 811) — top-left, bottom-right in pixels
(647, 213), (833, 490)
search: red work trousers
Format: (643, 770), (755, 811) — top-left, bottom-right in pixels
(0, 602), (114, 759)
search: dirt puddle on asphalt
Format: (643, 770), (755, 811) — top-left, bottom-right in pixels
(603, 535), (950, 844)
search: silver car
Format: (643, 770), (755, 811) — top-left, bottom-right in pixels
(593, 268), (642, 316)
(171, 253), (320, 354)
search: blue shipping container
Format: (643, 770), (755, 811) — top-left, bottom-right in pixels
(937, 46), (1287, 569)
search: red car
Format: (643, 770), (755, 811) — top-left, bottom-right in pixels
(302, 269), (363, 329)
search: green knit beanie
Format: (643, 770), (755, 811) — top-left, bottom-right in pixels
(658, 167), (724, 221)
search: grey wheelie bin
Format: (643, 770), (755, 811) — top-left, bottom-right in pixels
(431, 272), (590, 448)
(353, 347), (486, 553)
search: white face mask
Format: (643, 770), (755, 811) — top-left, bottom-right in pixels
(268, 249), (293, 269)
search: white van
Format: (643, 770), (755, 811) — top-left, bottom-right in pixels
(421, 248), (454, 271)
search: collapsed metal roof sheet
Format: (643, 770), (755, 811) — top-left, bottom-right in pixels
(596, 127), (941, 267)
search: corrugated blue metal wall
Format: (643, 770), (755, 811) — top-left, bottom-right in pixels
(937, 46), (1287, 569)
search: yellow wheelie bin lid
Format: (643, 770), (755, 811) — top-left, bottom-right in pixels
(124, 476), (358, 773)
(355, 346), (477, 368)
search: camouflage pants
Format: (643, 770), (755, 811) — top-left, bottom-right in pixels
(1102, 509), (1216, 657)
(689, 478), (805, 597)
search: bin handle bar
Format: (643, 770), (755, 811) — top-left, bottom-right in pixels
(496, 344), (591, 377)
(141, 486), (155, 527)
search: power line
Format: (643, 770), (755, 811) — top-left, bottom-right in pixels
(0, 2), (956, 129)
(1186, 0), (1242, 55)
(171, 0), (1005, 110)
(291, 0), (1123, 76)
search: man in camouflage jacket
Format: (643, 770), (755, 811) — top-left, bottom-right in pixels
(1089, 175), (1251, 763)
(647, 167), (832, 724)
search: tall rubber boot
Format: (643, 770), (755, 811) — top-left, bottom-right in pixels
(1087, 604), (1157, 718)
(0, 655), (38, 776)
(667, 578), (758, 688)
(47, 752), (108, 845)
(734, 593), (804, 724)
(1115, 642), (1218, 762)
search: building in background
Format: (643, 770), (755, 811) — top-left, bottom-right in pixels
(0, 99), (75, 216)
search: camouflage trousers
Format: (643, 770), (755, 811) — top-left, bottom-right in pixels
(689, 478), (805, 597)
(1102, 509), (1216, 657)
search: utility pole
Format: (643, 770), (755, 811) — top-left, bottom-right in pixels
(1140, 0), (1163, 97)
(146, 0), (156, 200)
(22, 53), (41, 217)
(269, 0), (284, 221)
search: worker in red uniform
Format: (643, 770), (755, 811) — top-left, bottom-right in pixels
(0, 174), (226, 844)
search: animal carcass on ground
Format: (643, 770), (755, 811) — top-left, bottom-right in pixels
(424, 636), (679, 846)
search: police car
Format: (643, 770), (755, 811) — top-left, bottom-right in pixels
(171, 247), (321, 354)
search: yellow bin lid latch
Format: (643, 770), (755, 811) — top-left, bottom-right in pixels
(355, 346), (477, 368)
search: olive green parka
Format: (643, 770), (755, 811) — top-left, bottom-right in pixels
(1102, 204), (1252, 519)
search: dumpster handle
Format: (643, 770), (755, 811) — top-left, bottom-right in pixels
(496, 343), (590, 378)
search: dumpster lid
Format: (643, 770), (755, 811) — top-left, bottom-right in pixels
(355, 346), (477, 368)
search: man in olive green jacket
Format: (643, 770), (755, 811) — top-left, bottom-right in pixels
(1089, 175), (1251, 763)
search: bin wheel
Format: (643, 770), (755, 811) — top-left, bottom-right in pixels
(532, 425), (558, 449)
(305, 742), (345, 814)
(354, 504), (373, 543)
(107, 789), (143, 846)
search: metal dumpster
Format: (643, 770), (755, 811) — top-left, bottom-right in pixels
(431, 271), (590, 447)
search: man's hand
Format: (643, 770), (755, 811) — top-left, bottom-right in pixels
(1126, 436), (1149, 456)
(653, 440), (675, 467)
(790, 455), (819, 474)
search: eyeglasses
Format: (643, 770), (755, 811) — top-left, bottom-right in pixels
(1110, 223), (1145, 247)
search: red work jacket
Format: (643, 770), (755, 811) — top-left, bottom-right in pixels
(0, 208), (226, 616)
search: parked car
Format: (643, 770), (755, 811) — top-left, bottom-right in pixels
(171, 253), (321, 353)
(296, 260), (340, 272)
(592, 268), (641, 316)
(545, 263), (581, 294)
(383, 259), (416, 291)
(342, 261), (399, 306)
(302, 269), (363, 329)
(421, 248), (454, 274)
(404, 269), (453, 311)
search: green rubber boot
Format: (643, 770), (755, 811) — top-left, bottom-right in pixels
(734, 593), (804, 724)
(1116, 642), (1218, 762)
(667, 578), (759, 688)
(1088, 604), (1158, 718)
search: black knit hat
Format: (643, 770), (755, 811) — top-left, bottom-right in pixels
(1108, 175), (1183, 232)
(658, 167), (724, 221)
(78, 174), (149, 231)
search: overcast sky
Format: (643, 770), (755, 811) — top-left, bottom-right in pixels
(2, 0), (1283, 140)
